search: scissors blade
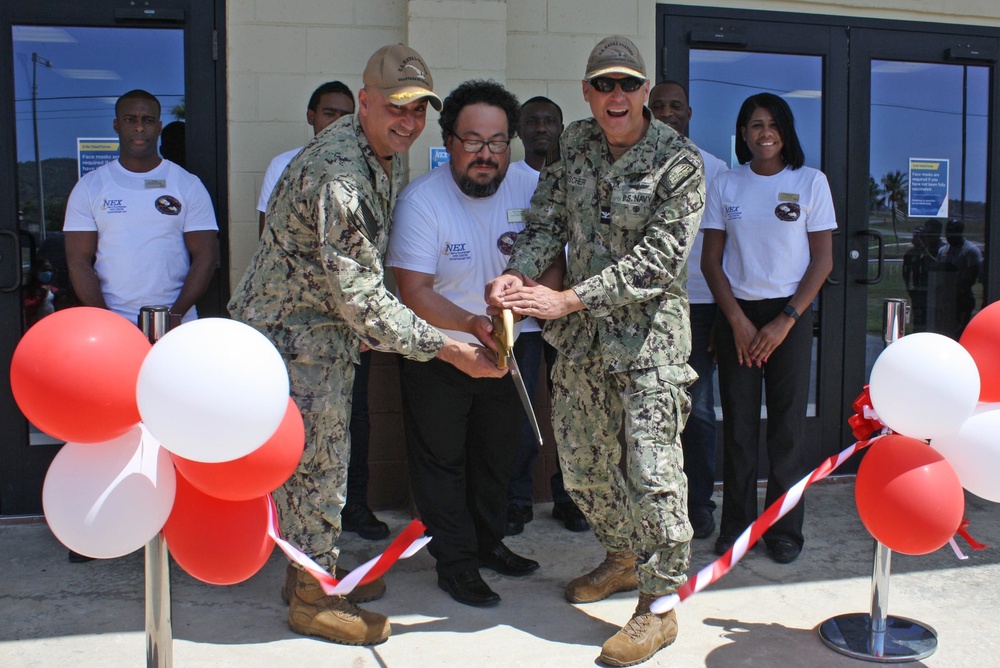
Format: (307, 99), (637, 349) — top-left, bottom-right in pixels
(508, 354), (544, 446)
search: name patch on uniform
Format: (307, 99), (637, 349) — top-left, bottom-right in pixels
(665, 158), (698, 191)
(612, 185), (654, 206)
(507, 208), (528, 223)
(145, 179), (166, 189)
(778, 192), (800, 203)
(567, 174), (595, 190)
(155, 195), (182, 216)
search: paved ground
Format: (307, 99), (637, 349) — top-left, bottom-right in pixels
(2, 480), (998, 667)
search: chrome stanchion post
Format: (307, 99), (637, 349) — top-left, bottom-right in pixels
(818, 298), (937, 662)
(139, 306), (173, 668)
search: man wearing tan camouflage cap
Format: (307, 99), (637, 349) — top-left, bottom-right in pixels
(486, 35), (704, 666)
(230, 43), (506, 647)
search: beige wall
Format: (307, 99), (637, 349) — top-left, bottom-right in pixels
(227, 0), (1000, 285)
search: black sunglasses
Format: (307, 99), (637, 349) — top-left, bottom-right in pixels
(589, 76), (645, 93)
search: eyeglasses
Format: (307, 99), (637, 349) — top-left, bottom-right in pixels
(456, 138), (511, 154)
(589, 76), (646, 93)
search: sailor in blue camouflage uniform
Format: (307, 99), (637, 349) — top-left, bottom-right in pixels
(230, 44), (504, 648)
(485, 36), (704, 667)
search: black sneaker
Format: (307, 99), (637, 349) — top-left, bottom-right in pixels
(505, 505), (533, 536)
(342, 504), (390, 540)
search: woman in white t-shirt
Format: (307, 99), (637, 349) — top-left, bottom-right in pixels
(701, 93), (835, 564)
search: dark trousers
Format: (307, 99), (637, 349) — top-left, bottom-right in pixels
(715, 297), (812, 547)
(400, 357), (522, 576)
(346, 349), (371, 508)
(507, 332), (574, 507)
(682, 303), (718, 513)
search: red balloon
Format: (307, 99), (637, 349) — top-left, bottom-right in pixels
(10, 307), (151, 443)
(855, 434), (964, 555)
(171, 398), (304, 501)
(163, 472), (274, 585)
(960, 301), (1000, 402)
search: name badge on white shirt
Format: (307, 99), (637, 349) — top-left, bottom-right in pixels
(507, 208), (528, 223)
(145, 179), (167, 189)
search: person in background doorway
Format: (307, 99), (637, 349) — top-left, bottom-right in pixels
(649, 80), (728, 540)
(933, 218), (982, 338)
(159, 120), (186, 168)
(64, 89), (218, 331)
(504, 96), (588, 537)
(701, 92), (835, 566)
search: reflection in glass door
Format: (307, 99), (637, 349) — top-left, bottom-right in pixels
(864, 60), (989, 380)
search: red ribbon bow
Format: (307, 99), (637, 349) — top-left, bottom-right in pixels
(956, 516), (988, 551)
(848, 385), (884, 441)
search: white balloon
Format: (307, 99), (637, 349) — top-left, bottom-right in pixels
(869, 332), (980, 440)
(43, 425), (176, 559)
(931, 408), (1000, 503)
(136, 318), (289, 463)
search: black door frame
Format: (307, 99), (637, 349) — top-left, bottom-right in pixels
(657, 4), (999, 463)
(0, 0), (227, 515)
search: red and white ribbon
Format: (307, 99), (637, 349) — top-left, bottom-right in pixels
(650, 435), (882, 615)
(266, 494), (431, 596)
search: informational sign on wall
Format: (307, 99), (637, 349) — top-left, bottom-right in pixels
(429, 146), (449, 170)
(908, 158), (949, 218)
(77, 138), (120, 179)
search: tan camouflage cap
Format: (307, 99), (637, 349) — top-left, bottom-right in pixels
(363, 44), (442, 111)
(584, 35), (647, 80)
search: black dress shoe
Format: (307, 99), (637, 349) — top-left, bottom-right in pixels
(689, 506), (716, 539)
(438, 569), (500, 607)
(552, 501), (589, 532)
(478, 541), (539, 576)
(341, 504), (390, 540)
(505, 505), (533, 536)
(766, 539), (802, 564)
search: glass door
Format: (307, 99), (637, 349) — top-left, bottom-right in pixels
(0, 0), (225, 515)
(847, 30), (996, 391)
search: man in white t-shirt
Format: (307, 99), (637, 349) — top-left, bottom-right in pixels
(386, 80), (539, 608)
(64, 89), (218, 329)
(504, 96), (589, 537)
(649, 80), (727, 540)
(257, 81), (355, 236)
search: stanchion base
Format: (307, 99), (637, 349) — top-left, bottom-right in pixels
(818, 613), (937, 663)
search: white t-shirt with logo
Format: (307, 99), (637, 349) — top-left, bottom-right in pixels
(686, 148), (729, 304)
(701, 163), (837, 301)
(257, 146), (303, 213)
(387, 162), (539, 344)
(63, 158), (218, 324)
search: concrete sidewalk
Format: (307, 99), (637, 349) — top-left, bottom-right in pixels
(2, 480), (998, 667)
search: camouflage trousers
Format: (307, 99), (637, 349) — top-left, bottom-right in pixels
(272, 353), (353, 572)
(551, 354), (694, 596)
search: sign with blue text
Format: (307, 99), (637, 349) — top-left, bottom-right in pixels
(77, 138), (119, 179)
(908, 158), (949, 218)
(429, 147), (449, 170)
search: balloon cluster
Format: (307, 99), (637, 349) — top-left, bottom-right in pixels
(859, 302), (1000, 555)
(10, 308), (303, 584)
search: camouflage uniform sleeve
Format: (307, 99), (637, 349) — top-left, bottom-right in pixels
(507, 138), (569, 279)
(573, 148), (705, 318)
(317, 176), (447, 361)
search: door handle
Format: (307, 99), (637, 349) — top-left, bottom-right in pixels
(0, 230), (22, 293)
(855, 229), (884, 285)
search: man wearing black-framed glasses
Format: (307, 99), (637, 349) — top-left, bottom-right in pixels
(486, 35), (705, 666)
(387, 79), (543, 609)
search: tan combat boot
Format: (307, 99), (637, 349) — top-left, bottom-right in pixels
(565, 549), (638, 603)
(599, 592), (678, 666)
(287, 568), (391, 645)
(281, 564), (387, 605)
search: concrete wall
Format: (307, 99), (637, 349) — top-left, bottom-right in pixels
(226, 0), (999, 508)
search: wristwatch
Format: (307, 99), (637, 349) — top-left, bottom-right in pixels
(782, 304), (800, 321)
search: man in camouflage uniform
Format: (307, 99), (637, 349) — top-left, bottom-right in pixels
(230, 44), (505, 647)
(486, 36), (704, 666)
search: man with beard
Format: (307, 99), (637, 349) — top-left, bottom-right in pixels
(486, 36), (703, 666)
(504, 96), (589, 536)
(231, 46), (505, 646)
(386, 79), (540, 608)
